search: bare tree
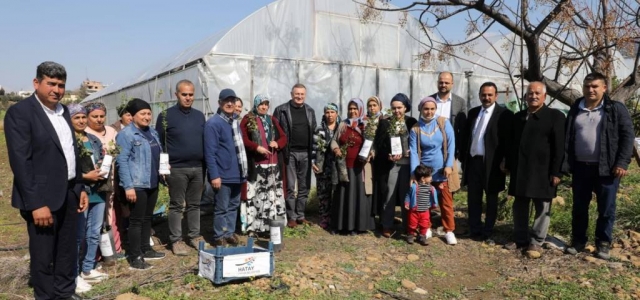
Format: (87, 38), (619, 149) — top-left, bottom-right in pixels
(358, 0), (640, 105)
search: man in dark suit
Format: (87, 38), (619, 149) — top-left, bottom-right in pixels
(430, 71), (467, 155)
(460, 82), (513, 244)
(504, 82), (565, 257)
(5, 61), (88, 300)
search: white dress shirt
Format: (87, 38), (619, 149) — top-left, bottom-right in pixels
(435, 93), (453, 120)
(36, 96), (76, 180)
(470, 103), (496, 157)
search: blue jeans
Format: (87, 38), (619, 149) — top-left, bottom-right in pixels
(213, 183), (241, 240)
(571, 162), (619, 245)
(81, 202), (105, 273)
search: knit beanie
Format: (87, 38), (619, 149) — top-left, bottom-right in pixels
(126, 98), (151, 116)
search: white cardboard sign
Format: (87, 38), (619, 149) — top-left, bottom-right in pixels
(222, 252), (271, 278)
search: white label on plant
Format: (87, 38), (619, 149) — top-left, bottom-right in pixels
(358, 139), (373, 159)
(100, 155), (113, 178)
(99, 233), (114, 256)
(270, 226), (281, 245)
(390, 137), (402, 155)
(222, 252), (271, 278)
(159, 153), (171, 175)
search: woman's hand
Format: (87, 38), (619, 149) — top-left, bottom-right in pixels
(312, 164), (320, 174)
(83, 169), (102, 182)
(269, 141), (279, 149)
(333, 147), (342, 158)
(125, 189), (137, 203)
(444, 167), (453, 177)
(257, 146), (272, 155)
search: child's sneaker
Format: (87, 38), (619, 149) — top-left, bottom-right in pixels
(406, 235), (415, 244)
(417, 235), (429, 246)
(425, 228), (433, 239)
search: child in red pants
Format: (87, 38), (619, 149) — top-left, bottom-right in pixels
(405, 165), (438, 245)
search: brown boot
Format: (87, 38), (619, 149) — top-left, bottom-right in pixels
(287, 220), (297, 228)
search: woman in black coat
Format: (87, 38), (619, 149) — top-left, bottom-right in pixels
(371, 93), (417, 237)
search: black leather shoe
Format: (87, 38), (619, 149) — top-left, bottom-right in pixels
(62, 294), (84, 300)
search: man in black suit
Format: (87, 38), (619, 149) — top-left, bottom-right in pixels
(5, 61), (88, 300)
(460, 82), (513, 244)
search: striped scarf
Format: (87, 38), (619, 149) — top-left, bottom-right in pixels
(218, 112), (248, 178)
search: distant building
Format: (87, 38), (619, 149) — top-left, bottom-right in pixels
(82, 79), (105, 94)
(17, 90), (32, 98)
(62, 93), (79, 103)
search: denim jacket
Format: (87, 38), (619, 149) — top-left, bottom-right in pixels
(116, 124), (161, 190)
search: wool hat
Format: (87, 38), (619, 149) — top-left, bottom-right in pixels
(390, 93), (411, 112)
(418, 96), (437, 111)
(126, 98), (151, 116)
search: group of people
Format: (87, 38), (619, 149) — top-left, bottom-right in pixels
(5, 61), (634, 300)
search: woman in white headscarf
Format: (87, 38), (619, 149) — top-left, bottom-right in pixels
(330, 98), (375, 235)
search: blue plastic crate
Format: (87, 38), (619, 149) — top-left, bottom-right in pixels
(198, 238), (274, 285)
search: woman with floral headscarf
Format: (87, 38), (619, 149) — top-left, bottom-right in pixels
(240, 94), (288, 236)
(329, 98), (375, 235)
(83, 101), (124, 263)
(311, 103), (340, 229)
(69, 104), (109, 287)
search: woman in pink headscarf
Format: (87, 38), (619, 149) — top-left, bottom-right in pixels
(329, 98), (375, 235)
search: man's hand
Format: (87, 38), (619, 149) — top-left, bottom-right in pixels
(125, 189), (137, 203)
(613, 167), (627, 178)
(500, 160), (509, 174)
(84, 169), (102, 182)
(211, 178), (222, 190)
(78, 191), (89, 213)
(444, 167), (453, 177)
(389, 154), (402, 162)
(550, 176), (561, 187)
(269, 141), (278, 149)
(32, 206), (53, 227)
(312, 164), (320, 174)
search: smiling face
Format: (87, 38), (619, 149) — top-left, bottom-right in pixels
(132, 109), (152, 128)
(291, 87), (306, 106)
(348, 103), (359, 119)
(71, 113), (87, 133)
(583, 78), (607, 103)
(33, 75), (65, 109)
(235, 99), (243, 115)
(526, 82), (546, 111)
(479, 86), (498, 108)
(390, 101), (406, 118)
(256, 101), (269, 115)
(219, 98), (236, 115)
(121, 112), (133, 126)
(87, 109), (106, 132)
(421, 102), (437, 120)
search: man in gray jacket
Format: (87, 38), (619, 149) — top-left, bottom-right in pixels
(273, 83), (317, 228)
(430, 71), (467, 156)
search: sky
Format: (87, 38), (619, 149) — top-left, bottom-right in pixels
(0, 0), (468, 93)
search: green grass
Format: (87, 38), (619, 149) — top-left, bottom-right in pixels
(283, 223), (313, 239)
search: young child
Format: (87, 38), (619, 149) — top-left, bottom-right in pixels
(405, 165), (438, 245)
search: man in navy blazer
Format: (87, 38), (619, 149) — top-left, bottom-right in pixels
(5, 61), (88, 300)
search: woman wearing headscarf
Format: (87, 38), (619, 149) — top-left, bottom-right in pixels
(116, 98), (165, 270)
(409, 97), (457, 245)
(83, 102), (124, 262)
(363, 96), (384, 222)
(373, 93), (417, 238)
(69, 104), (109, 289)
(311, 103), (340, 229)
(330, 98), (375, 235)
(239, 94), (288, 237)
